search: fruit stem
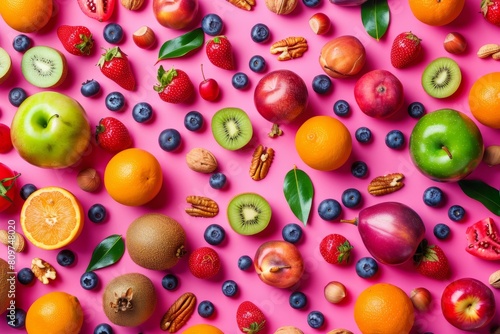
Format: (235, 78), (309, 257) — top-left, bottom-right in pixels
(441, 146), (453, 159)
(269, 265), (291, 273)
(339, 218), (358, 226)
(200, 63), (207, 81)
(47, 114), (59, 125)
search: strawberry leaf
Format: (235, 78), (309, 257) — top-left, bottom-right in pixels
(361, 0), (390, 41)
(157, 28), (204, 62)
(283, 166), (314, 226)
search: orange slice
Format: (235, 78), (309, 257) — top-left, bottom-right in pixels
(20, 186), (84, 250)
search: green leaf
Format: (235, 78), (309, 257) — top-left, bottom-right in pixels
(157, 28), (204, 62)
(361, 0), (390, 41)
(86, 234), (125, 272)
(283, 166), (314, 225)
(458, 179), (500, 216)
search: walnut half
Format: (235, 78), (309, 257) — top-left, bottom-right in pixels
(270, 37), (308, 61)
(31, 258), (57, 284)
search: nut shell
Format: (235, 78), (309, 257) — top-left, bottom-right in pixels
(274, 326), (304, 334)
(443, 32), (467, 54)
(265, 0), (298, 14)
(77, 167), (101, 192)
(186, 148), (218, 173)
(120, 0), (144, 10)
(319, 35), (366, 79)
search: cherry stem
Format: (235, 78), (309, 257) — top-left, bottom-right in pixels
(200, 63), (207, 81)
(442, 146), (453, 159)
(339, 218), (358, 226)
(269, 265), (291, 273)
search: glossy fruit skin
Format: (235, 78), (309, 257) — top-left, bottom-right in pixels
(390, 32), (422, 69)
(289, 291), (307, 309)
(184, 111), (204, 131)
(251, 23), (270, 43)
(77, 0), (116, 21)
(80, 271), (99, 290)
(161, 273), (179, 290)
(153, 0), (199, 30)
(0, 163), (19, 212)
(204, 224), (226, 245)
(132, 102), (153, 123)
(199, 74), (220, 101)
(351, 161), (368, 178)
(232, 72), (249, 89)
(408, 101), (425, 119)
(423, 186), (445, 207)
(88, 203), (107, 223)
(158, 128), (181, 152)
(319, 35), (366, 79)
(434, 223), (451, 240)
(20, 183), (37, 200)
(17, 268), (35, 285)
(385, 129), (405, 149)
(355, 127), (372, 143)
(222, 280), (238, 297)
(414, 242), (451, 280)
(95, 117), (132, 153)
(320, 234), (353, 265)
(209, 173), (226, 189)
(357, 202), (426, 265)
(81, 79), (100, 97)
(206, 36), (234, 70)
(282, 223), (303, 244)
(341, 188), (362, 208)
(188, 247), (221, 279)
(465, 218), (500, 261)
(105, 92), (125, 112)
(333, 99), (350, 116)
(103, 23), (123, 44)
(236, 301), (266, 334)
(8, 87), (28, 107)
(0, 124), (12, 153)
(13, 34), (32, 53)
(307, 311), (325, 329)
(312, 74), (332, 94)
(57, 249), (76, 267)
(482, 0), (500, 26)
(448, 205), (465, 221)
(97, 47), (136, 91)
(238, 255), (253, 270)
(94, 323), (113, 334)
(57, 25), (94, 56)
(155, 66), (194, 103)
(303, 0), (320, 7)
(198, 300), (215, 318)
(318, 199), (342, 221)
(201, 13), (223, 36)
(356, 257), (379, 278)
(6, 308), (26, 328)
(249, 55), (266, 73)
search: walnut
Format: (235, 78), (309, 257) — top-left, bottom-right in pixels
(120, 0), (144, 10)
(270, 37), (308, 61)
(31, 258), (56, 284)
(185, 148), (218, 173)
(226, 0), (255, 10)
(265, 0), (298, 14)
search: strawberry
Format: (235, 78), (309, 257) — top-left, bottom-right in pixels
(482, 0), (500, 26)
(236, 301), (266, 334)
(414, 240), (451, 280)
(206, 36), (235, 70)
(154, 66), (194, 103)
(97, 47), (136, 91)
(319, 234), (353, 265)
(95, 117), (132, 153)
(188, 247), (221, 279)
(57, 25), (94, 56)
(390, 31), (422, 69)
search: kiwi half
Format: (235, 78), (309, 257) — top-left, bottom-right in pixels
(0, 47), (12, 84)
(211, 107), (253, 150)
(21, 46), (67, 88)
(227, 192), (272, 235)
(421, 57), (461, 99)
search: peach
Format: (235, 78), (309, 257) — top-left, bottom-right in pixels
(153, 0), (199, 30)
(319, 35), (366, 79)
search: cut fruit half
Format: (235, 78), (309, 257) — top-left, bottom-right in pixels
(227, 192), (272, 235)
(0, 47), (12, 84)
(20, 187), (84, 250)
(211, 107), (253, 150)
(421, 57), (461, 99)
(21, 46), (68, 88)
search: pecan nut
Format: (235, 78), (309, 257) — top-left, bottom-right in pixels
(249, 145), (275, 181)
(31, 258), (57, 284)
(185, 195), (219, 217)
(270, 37), (308, 61)
(185, 148), (218, 173)
(160, 292), (196, 332)
(367, 173), (404, 196)
(0, 229), (26, 253)
(226, 0), (255, 10)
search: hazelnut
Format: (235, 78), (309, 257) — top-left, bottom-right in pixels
(309, 13), (331, 35)
(265, 0), (298, 15)
(324, 281), (346, 304)
(133, 26), (156, 49)
(77, 167), (101, 192)
(410, 287), (432, 312)
(443, 32), (467, 54)
(120, 0), (144, 10)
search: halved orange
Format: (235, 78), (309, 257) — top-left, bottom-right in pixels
(20, 187), (84, 250)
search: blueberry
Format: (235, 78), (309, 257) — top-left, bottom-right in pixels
(251, 23), (270, 43)
(103, 23), (124, 44)
(158, 128), (181, 152)
(355, 127), (372, 143)
(105, 92), (125, 112)
(88, 204), (107, 223)
(17, 268), (35, 285)
(198, 300), (215, 318)
(184, 111), (204, 131)
(307, 311), (325, 329)
(356, 257), (379, 278)
(6, 308), (26, 328)
(341, 188), (362, 208)
(433, 223), (451, 240)
(209, 172), (227, 189)
(80, 271), (99, 290)
(249, 55), (266, 73)
(408, 102), (425, 119)
(289, 291), (307, 309)
(57, 249), (76, 267)
(312, 74), (332, 94)
(385, 130), (405, 149)
(423, 186), (445, 207)
(448, 205), (465, 222)
(13, 34), (32, 53)
(132, 102), (153, 123)
(282, 223), (303, 244)
(222, 280), (238, 297)
(8, 87), (28, 107)
(204, 224), (226, 246)
(162, 273), (179, 291)
(317, 199), (342, 221)
(94, 323), (114, 334)
(232, 72), (249, 89)
(201, 14), (223, 36)
(302, 0), (321, 7)
(81, 79), (101, 97)
(238, 255), (253, 271)
(333, 100), (350, 117)
(20, 183), (37, 200)
(351, 161), (368, 178)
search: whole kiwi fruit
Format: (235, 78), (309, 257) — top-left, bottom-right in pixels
(126, 213), (187, 270)
(0, 258), (12, 312)
(102, 273), (156, 327)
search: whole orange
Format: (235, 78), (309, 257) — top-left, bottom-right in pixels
(182, 324), (224, 334)
(354, 283), (415, 334)
(26, 291), (84, 334)
(104, 148), (163, 206)
(295, 116), (352, 171)
(408, 0), (465, 26)
(469, 72), (500, 129)
(0, 0), (53, 33)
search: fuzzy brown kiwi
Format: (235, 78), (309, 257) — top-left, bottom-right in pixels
(0, 258), (11, 312)
(126, 213), (187, 270)
(102, 273), (156, 327)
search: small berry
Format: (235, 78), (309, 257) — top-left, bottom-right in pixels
(88, 204), (106, 223)
(20, 183), (37, 200)
(209, 172), (227, 189)
(158, 128), (181, 152)
(433, 223), (451, 240)
(105, 92), (125, 112)
(221, 280), (238, 297)
(249, 55), (266, 73)
(423, 186), (445, 207)
(132, 102), (153, 123)
(204, 224), (226, 246)
(385, 130), (405, 149)
(448, 205), (465, 222)
(307, 311), (325, 329)
(238, 255), (253, 271)
(355, 127), (372, 143)
(232, 72), (249, 89)
(302, 0), (320, 7)
(289, 291), (307, 309)
(341, 188), (362, 208)
(12, 34), (32, 53)
(81, 79), (101, 97)
(333, 100), (350, 117)
(80, 271), (99, 290)
(94, 323), (114, 334)
(17, 268), (35, 285)
(408, 102), (425, 119)
(201, 14), (223, 36)
(6, 308), (26, 328)
(356, 257), (379, 278)
(198, 300), (215, 318)
(162, 273), (179, 291)
(57, 249), (76, 267)
(318, 199), (342, 221)
(103, 23), (124, 44)
(251, 23), (270, 43)
(282, 223), (303, 244)
(8, 87), (28, 107)
(184, 111), (204, 131)
(312, 74), (332, 94)
(351, 161), (368, 178)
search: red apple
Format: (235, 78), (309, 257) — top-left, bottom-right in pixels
(354, 69), (404, 119)
(441, 277), (496, 331)
(153, 0), (199, 30)
(254, 240), (304, 289)
(254, 69), (308, 124)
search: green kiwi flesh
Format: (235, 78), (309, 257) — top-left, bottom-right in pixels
(0, 47), (12, 84)
(21, 46), (67, 88)
(227, 192), (272, 235)
(421, 57), (461, 99)
(211, 107), (253, 150)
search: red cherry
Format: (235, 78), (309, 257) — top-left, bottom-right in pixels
(0, 124), (13, 153)
(199, 64), (219, 101)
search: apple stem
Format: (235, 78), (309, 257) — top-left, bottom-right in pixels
(269, 265), (291, 273)
(339, 218), (358, 226)
(441, 146), (453, 159)
(200, 63), (207, 81)
(47, 114), (60, 125)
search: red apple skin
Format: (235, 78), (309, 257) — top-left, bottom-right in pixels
(441, 278), (496, 331)
(254, 70), (309, 124)
(153, 0), (199, 30)
(254, 240), (305, 289)
(354, 69), (404, 119)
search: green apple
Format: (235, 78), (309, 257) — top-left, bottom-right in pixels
(11, 91), (91, 169)
(409, 108), (484, 182)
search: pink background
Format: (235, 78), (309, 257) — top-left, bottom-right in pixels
(1, 0), (500, 333)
